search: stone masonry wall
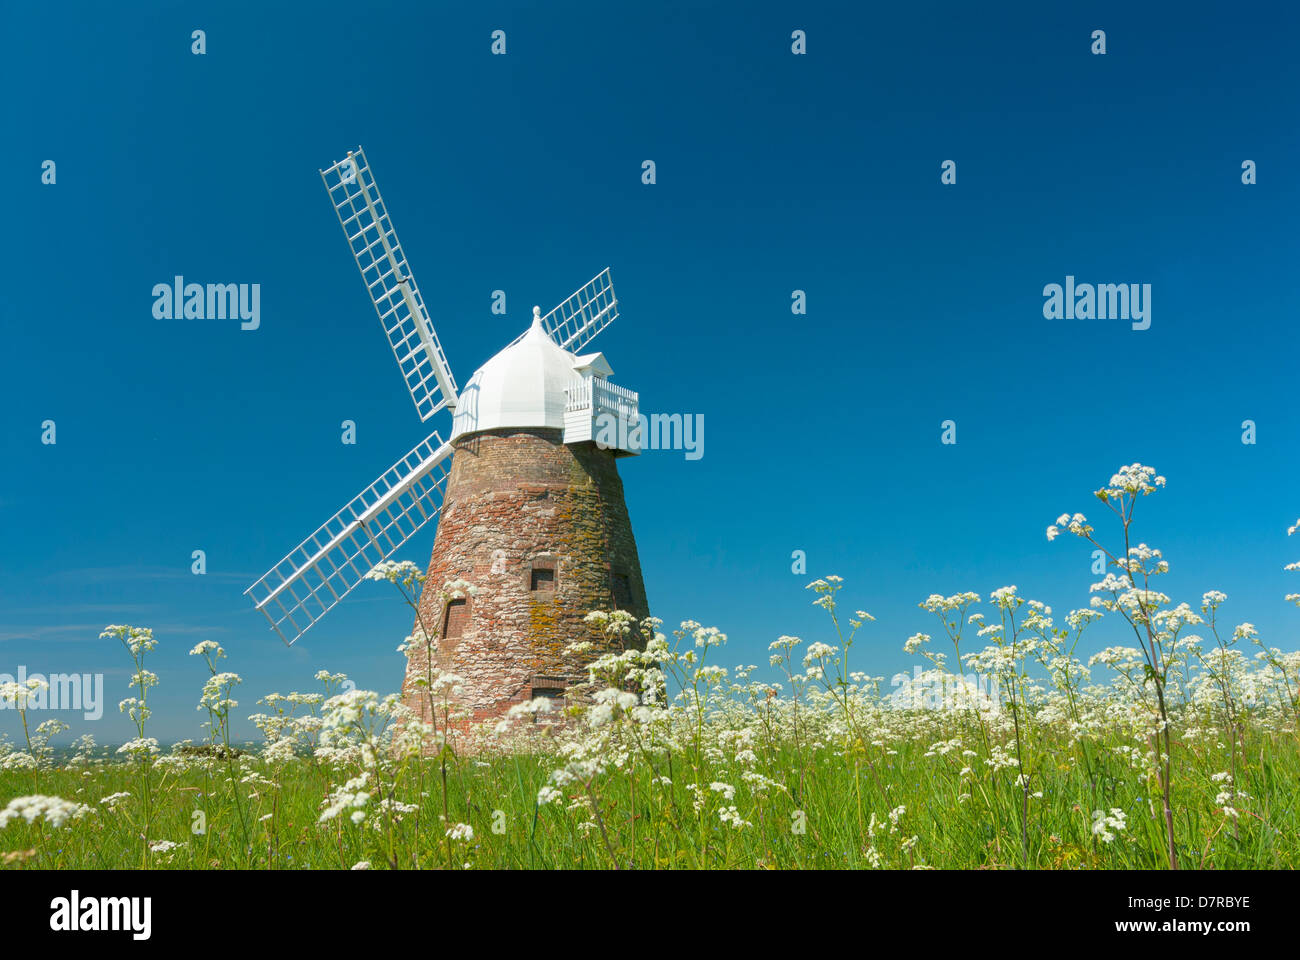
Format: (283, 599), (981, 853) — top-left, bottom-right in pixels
(402, 428), (649, 727)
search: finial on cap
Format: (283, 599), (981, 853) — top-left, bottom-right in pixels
(531, 305), (542, 326)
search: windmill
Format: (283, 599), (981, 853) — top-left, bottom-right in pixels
(246, 146), (649, 725)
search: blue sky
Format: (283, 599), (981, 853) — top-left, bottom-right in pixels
(3, 1), (1298, 744)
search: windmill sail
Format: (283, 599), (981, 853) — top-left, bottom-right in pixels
(245, 433), (454, 645)
(321, 147), (458, 421)
(528, 267), (619, 353)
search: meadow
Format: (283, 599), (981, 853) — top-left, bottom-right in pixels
(2, 462), (1298, 870)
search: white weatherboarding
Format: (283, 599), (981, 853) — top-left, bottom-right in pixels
(246, 147), (636, 645)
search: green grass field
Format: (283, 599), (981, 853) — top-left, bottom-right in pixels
(3, 465), (1299, 870)
(4, 726), (1300, 870)
(3, 597), (1299, 870)
(2, 685), (1298, 870)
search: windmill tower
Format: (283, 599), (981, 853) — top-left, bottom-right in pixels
(246, 147), (648, 728)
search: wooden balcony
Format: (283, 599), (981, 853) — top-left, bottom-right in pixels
(564, 375), (641, 455)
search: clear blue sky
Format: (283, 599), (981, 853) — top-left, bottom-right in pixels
(3, 1), (1297, 744)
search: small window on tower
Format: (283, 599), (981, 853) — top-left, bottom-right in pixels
(612, 572), (632, 610)
(442, 598), (469, 639)
(531, 686), (565, 718)
(529, 558), (557, 592)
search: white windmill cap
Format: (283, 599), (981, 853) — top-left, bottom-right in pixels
(450, 317), (585, 441)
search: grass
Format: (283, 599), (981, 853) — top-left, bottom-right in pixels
(1, 712), (1297, 870)
(3, 463), (1299, 870)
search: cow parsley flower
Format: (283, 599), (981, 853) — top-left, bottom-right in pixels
(537, 785), (563, 806)
(709, 781), (736, 801)
(718, 806), (751, 830)
(1091, 807), (1127, 843)
(445, 822), (474, 842)
(319, 773), (371, 823)
(0, 795), (92, 829)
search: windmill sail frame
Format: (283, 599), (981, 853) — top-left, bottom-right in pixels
(512, 267), (619, 354)
(245, 433), (454, 645)
(321, 147), (459, 421)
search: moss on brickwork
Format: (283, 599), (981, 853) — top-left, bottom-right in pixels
(400, 428), (649, 729)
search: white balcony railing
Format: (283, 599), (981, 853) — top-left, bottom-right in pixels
(565, 378), (591, 412)
(564, 375), (640, 453)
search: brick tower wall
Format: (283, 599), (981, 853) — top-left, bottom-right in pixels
(403, 428), (649, 726)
